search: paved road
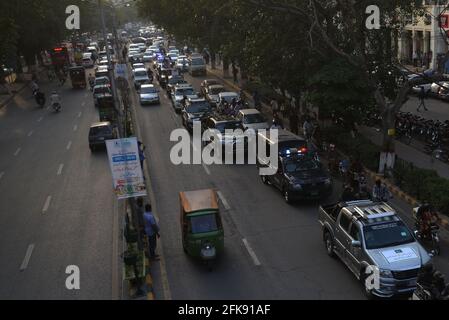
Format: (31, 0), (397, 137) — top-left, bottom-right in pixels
(131, 67), (367, 300)
(401, 95), (449, 123)
(129, 64), (449, 300)
(0, 75), (121, 299)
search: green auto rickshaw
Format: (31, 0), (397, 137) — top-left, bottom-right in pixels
(179, 189), (224, 270)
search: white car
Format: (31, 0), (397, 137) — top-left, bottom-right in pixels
(133, 68), (150, 90)
(236, 109), (270, 131)
(139, 84), (160, 105)
(132, 63), (145, 71)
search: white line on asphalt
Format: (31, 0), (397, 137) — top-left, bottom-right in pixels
(66, 141), (72, 150)
(217, 191), (231, 210)
(0, 172), (4, 181)
(242, 238), (261, 266)
(19, 244), (35, 271)
(77, 111), (82, 118)
(73, 124), (78, 131)
(57, 164), (64, 176)
(14, 148), (21, 156)
(27, 130), (33, 137)
(202, 164), (211, 175)
(37, 116), (43, 122)
(42, 196), (52, 213)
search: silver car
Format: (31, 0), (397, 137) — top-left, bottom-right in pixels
(139, 84), (160, 105)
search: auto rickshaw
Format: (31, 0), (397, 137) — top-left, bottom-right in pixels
(69, 66), (87, 89)
(179, 189), (224, 270)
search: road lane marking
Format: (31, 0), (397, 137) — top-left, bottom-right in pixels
(0, 172), (4, 181)
(77, 111), (82, 118)
(42, 196), (52, 213)
(19, 244), (35, 271)
(14, 148), (21, 156)
(66, 141), (72, 150)
(27, 131), (33, 137)
(202, 164), (211, 175)
(217, 191), (231, 210)
(37, 116), (43, 122)
(57, 164), (64, 176)
(242, 238), (261, 266)
(73, 124), (78, 131)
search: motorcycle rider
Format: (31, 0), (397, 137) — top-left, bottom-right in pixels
(50, 91), (61, 111)
(34, 90), (46, 107)
(416, 203), (440, 240)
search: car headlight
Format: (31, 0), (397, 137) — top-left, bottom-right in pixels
(379, 269), (393, 278)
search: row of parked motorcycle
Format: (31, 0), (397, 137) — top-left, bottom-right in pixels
(395, 111), (449, 161)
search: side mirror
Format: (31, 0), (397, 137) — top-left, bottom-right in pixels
(351, 240), (361, 248)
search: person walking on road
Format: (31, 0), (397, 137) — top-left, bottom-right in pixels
(372, 179), (392, 202)
(138, 141), (146, 173)
(289, 109), (299, 135)
(232, 64), (239, 84)
(303, 116), (314, 141)
(417, 86), (428, 112)
(143, 204), (161, 260)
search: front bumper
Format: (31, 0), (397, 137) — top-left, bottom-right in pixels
(371, 277), (417, 298)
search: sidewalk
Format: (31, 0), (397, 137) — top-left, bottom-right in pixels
(401, 95), (449, 123)
(359, 125), (449, 180)
(0, 81), (29, 109)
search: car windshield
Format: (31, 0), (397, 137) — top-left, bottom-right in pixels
(187, 102), (211, 113)
(243, 113), (266, 124)
(210, 87), (225, 95)
(189, 214), (218, 234)
(215, 122), (242, 133)
(169, 77), (184, 84)
(94, 86), (110, 94)
(363, 221), (414, 250)
(176, 88), (195, 96)
(191, 58), (204, 66)
(134, 71), (147, 77)
(284, 158), (319, 173)
(90, 126), (112, 135)
(141, 87), (157, 94)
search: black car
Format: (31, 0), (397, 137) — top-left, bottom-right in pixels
(260, 152), (332, 203)
(88, 122), (116, 151)
(181, 98), (212, 132)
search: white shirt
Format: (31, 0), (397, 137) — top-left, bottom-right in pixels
(50, 94), (61, 104)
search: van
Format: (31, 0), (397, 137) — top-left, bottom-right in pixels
(82, 53), (94, 68)
(188, 55), (207, 76)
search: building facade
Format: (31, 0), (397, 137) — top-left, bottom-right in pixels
(398, 1), (449, 71)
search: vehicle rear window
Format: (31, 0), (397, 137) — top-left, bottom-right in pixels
(191, 58), (205, 66)
(363, 221), (414, 250)
(215, 122), (243, 133)
(187, 102), (211, 113)
(284, 158), (319, 173)
(189, 214), (218, 234)
(90, 126), (112, 135)
(176, 88), (195, 96)
(135, 71), (147, 77)
(243, 113), (266, 124)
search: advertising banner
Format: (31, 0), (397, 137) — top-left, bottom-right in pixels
(106, 137), (147, 199)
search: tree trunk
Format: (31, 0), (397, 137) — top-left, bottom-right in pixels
(211, 51), (216, 70)
(223, 57), (230, 78)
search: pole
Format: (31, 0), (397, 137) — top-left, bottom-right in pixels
(98, 0), (124, 138)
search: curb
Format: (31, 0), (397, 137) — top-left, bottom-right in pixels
(365, 169), (449, 231)
(0, 83), (29, 109)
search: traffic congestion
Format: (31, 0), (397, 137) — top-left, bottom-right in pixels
(2, 2), (449, 303)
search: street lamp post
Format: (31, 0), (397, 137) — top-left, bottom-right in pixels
(97, 0), (124, 138)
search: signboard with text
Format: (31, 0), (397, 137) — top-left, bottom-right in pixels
(106, 137), (146, 200)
